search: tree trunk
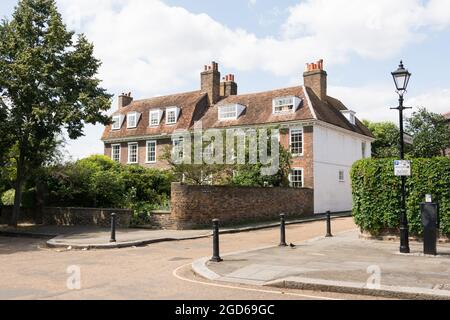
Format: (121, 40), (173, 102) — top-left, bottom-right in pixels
(9, 148), (25, 227)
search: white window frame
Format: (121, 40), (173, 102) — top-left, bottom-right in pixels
(149, 109), (163, 127)
(127, 142), (138, 164)
(272, 96), (302, 115)
(290, 127), (304, 156)
(172, 137), (184, 162)
(112, 115), (122, 130)
(111, 144), (121, 162)
(127, 112), (141, 129)
(289, 168), (304, 188)
(166, 107), (180, 125)
(218, 104), (245, 121)
(339, 170), (345, 182)
(341, 110), (356, 125)
(146, 140), (157, 164)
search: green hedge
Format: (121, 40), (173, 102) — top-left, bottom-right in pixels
(351, 158), (450, 236)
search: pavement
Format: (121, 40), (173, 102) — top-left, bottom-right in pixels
(0, 212), (350, 249)
(193, 230), (450, 300)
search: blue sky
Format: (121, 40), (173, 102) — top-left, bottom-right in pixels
(1, 0), (450, 160)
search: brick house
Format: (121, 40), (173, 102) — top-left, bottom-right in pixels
(102, 60), (374, 214)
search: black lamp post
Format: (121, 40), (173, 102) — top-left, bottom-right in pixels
(391, 61), (412, 254)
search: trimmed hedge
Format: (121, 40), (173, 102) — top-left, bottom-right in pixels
(351, 158), (450, 236)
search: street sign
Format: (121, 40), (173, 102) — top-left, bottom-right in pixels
(394, 160), (411, 177)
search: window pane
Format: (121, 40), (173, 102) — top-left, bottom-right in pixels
(128, 144), (138, 163)
(219, 105), (237, 119)
(290, 169), (303, 188)
(147, 141), (156, 163)
(173, 138), (184, 161)
(290, 129), (303, 155)
(167, 111), (177, 124)
(150, 112), (160, 126)
(128, 115), (136, 128)
(112, 117), (121, 129)
(112, 145), (120, 162)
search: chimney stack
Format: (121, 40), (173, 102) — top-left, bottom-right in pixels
(118, 92), (133, 109)
(220, 74), (238, 97)
(303, 59), (327, 101)
(201, 61), (221, 105)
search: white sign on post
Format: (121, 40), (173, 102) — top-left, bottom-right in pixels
(394, 160), (411, 177)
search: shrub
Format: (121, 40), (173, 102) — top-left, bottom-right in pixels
(40, 155), (174, 215)
(351, 157), (450, 236)
(1, 189), (15, 206)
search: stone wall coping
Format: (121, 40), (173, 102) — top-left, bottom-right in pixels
(173, 182), (312, 191)
(44, 207), (132, 213)
(151, 210), (171, 215)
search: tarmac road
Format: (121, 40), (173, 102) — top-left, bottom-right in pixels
(0, 217), (379, 300)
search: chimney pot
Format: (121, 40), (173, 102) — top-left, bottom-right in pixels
(304, 59), (327, 101)
(201, 61), (221, 105)
(118, 92), (133, 109)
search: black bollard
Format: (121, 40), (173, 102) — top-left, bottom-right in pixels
(279, 214), (287, 247)
(210, 219), (223, 262)
(326, 211), (333, 238)
(110, 213), (117, 243)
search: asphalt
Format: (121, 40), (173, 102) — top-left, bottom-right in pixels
(192, 230), (450, 300)
(0, 212), (350, 249)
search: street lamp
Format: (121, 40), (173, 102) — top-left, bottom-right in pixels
(391, 61), (412, 254)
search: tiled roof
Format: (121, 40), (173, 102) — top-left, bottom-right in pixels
(200, 86), (314, 129)
(443, 111), (450, 119)
(101, 90), (207, 141)
(101, 86), (373, 141)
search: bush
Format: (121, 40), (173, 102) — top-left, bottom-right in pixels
(351, 157), (450, 236)
(1, 189), (15, 206)
(40, 155), (174, 215)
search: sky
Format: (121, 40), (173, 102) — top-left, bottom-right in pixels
(1, 0), (450, 160)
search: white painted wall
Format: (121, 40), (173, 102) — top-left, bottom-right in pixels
(313, 124), (372, 214)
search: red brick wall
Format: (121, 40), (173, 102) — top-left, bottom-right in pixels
(280, 126), (314, 189)
(170, 182), (314, 229)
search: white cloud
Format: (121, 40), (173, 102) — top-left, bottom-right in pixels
(329, 85), (450, 123)
(53, 0), (450, 158)
(248, 0), (257, 7)
(282, 0), (450, 61)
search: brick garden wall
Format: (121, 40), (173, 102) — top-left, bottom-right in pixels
(169, 183), (314, 229)
(42, 207), (132, 228)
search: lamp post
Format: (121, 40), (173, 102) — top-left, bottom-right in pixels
(391, 61), (412, 254)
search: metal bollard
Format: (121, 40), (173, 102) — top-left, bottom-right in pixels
(279, 214), (287, 247)
(210, 219), (223, 262)
(110, 213), (117, 243)
(326, 211), (333, 238)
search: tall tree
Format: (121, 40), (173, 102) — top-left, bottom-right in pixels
(362, 120), (401, 158)
(0, 0), (112, 226)
(406, 107), (450, 158)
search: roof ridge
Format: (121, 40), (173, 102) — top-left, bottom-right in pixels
(132, 90), (202, 103)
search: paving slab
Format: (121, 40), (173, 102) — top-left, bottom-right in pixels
(192, 230), (450, 300)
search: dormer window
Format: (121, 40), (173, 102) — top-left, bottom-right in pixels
(149, 109), (163, 127)
(112, 115), (125, 130)
(166, 107), (180, 125)
(341, 110), (356, 125)
(273, 96), (302, 115)
(127, 112), (141, 129)
(218, 104), (245, 121)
